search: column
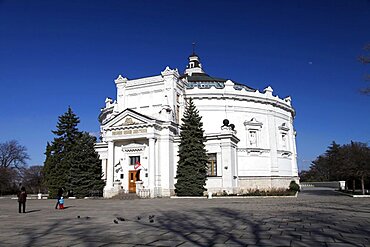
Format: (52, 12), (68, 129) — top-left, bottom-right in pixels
(148, 138), (156, 198)
(155, 137), (161, 196)
(106, 141), (114, 190)
(290, 120), (298, 177)
(221, 140), (233, 193)
(267, 113), (279, 175)
(102, 159), (107, 180)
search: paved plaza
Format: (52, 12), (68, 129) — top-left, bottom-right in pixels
(0, 188), (369, 247)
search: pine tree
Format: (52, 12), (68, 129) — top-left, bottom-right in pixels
(175, 98), (208, 196)
(43, 107), (104, 198)
(325, 141), (342, 180)
(68, 132), (105, 198)
(43, 107), (80, 197)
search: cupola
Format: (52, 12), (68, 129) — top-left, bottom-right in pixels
(184, 52), (205, 76)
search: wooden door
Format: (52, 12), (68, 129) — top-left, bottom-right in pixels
(128, 170), (138, 193)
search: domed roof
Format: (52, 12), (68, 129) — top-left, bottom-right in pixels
(182, 53), (256, 92)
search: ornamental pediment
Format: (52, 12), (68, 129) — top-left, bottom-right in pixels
(103, 108), (155, 129)
(278, 123), (290, 131)
(121, 143), (146, 152)
(112, 116), (144, 127)
(244, 118), (263, 127)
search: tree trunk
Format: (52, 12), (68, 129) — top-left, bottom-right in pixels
(352, 179), (356, 193)
(361, 175), (365, 195)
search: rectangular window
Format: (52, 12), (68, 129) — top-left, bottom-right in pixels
(207, 153), (217, 176)
(129, 156), (140, 166)
(248, 130), (257, 147)
(281, 133), (287, 149)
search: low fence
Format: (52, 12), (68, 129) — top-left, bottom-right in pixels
(137, 189), (151, 198)
(301, 181), (344, 189)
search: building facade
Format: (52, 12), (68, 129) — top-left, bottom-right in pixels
(95, 53), (299, 198)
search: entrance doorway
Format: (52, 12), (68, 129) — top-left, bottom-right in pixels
(128, 170), (140, 193)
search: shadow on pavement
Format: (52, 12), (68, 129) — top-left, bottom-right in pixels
(24, 210), (41, 213)
(299, 187), (341, 197)
(17, 196), (370, 247)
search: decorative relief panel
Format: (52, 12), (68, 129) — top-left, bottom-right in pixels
(112, 117), (144, 127)
(121, 143), (146, 153)
(237, 148), (270, 156)
(244, 118), (263, 148)
(278, 122), (290, 150)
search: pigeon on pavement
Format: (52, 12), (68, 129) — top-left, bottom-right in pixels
(117, 217), (125, 221)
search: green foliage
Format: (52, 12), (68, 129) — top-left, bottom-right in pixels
(43, 107), (104, 198)
(175, 98), (208, 196)
(289, 181), (300, 192)
(300, 141), (370, 195)
(68, 132), (105, 198)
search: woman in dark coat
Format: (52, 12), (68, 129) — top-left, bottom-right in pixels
(17, 187), (27, 213)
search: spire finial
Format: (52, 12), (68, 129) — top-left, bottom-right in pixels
(192, 42), (196, 55)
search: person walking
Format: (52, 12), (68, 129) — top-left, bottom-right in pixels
(17, 187), (27, 213)
(55, 187), (64, 209)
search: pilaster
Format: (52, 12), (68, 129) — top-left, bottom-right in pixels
(148, 137), (156, 198)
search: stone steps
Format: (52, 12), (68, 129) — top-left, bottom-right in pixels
(112, 192), (140, 200)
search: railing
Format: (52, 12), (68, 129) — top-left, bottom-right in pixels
(300, 181), (341, 188)
(137, 189), (151, 198)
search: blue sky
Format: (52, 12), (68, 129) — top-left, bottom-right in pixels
(0, 0), (369, 171)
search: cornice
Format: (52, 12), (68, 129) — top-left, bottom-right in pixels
(185, 93), (295, 116)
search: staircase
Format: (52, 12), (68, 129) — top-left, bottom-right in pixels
(112, 192), (140, 200)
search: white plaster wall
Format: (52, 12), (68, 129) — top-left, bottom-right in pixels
(98, 68), (298, 197)
(205, 177), (223, 193)
(238, 156), (271, 176)
(277, 158), (293, 176)
(188, 85), (297, 180)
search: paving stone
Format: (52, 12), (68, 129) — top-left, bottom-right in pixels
(147, 239), (185, 246)
(225, 238), (257, 245)
(0, 188), (369, 246)
(290, 240), (326, 247)
(102, 244), (136, 247)
(326, 243), (364, 247)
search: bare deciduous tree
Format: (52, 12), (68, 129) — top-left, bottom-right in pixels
(22, 165), (45, 193)
(0, 140), (30, 169)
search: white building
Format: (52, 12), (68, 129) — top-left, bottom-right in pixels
(95, 53), (299, 198)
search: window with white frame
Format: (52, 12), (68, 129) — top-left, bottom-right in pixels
(278, 122), (290, 150)
(207, 153), (217, 176)
(281, 133), (287, 149)
(244, 118), (263, 148)
(248, 130), (258, 147)
(129, 156), (140, 166)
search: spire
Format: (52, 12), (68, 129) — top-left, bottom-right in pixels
(192, 42), (196, 55)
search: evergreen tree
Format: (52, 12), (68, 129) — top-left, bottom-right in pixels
(175, 98), (208, 196)
(301, 140), (370, 194)
(325, 141), (343, 180)
(43, 107), (104, 198)
(68, 132), (105, 198)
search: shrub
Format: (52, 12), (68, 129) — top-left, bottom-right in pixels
(289, 181), (300, 192)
